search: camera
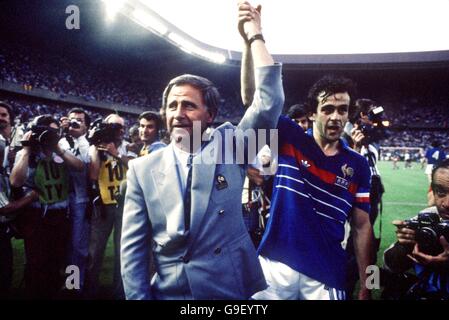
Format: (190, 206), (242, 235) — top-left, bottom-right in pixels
(403, 211), (449, 256)
(87, 118), (123, 145)
(357, 106), (389, 145)
(21, 125), (60, 149)
(68, 119), (81, 129)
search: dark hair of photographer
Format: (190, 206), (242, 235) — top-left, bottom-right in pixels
(35, 114), (58, 128)
(355, 98), (375, 118)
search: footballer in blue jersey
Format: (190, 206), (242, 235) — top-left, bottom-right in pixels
(253, 75), (374, 300)
(425, 140), (447, 182)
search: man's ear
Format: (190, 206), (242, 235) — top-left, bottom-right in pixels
(309, 113), (316, 121)
(207, 109), (216, 125)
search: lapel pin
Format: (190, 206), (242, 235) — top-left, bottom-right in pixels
(215, 174), (228, 190)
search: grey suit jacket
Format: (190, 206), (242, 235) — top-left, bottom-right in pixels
(121, 64), (284, 299)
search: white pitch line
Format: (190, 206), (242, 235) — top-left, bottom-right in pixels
(383, 202), (427, 206)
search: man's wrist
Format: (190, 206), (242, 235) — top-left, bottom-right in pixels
(21, 148), (31, 156)
(247, 33), (265, 46)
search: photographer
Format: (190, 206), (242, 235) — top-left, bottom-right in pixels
(344, 98), (387, 298)
(85, 113), (130, 299)
(349, 99), (387, 226)
(9, 114), (83, 299)
(383, 158), (449, 299)
(58, 107), (91, 295)
(1, 101), (39, 298)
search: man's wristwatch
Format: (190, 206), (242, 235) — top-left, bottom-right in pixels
(247, 34), (265, 46)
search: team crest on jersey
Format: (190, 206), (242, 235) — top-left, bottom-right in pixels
(341, 164), (354, 178)
(335, 176), (349, 189)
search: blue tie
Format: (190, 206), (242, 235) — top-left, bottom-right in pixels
(183, 154), (193, 231)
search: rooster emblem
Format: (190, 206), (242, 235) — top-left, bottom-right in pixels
(341, 164), (354, 178)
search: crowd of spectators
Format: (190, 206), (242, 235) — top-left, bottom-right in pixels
(382, 129), (449, 149)
(385, 99), (449, 129)
(0, 43), (159, 108)
(1, 42), (448, 148)
(0, 42), (244, 120)
(0, 94), (137, 136)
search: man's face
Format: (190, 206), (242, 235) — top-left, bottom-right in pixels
(433, 168), (449, 220)
(68, 112), (87, 138)
(293, 116), (308, 132)
(139, 118), (158, 145)
(0, 106), (11, 131)
(166, 84), (213, 144)
(311, 92), (350, 144)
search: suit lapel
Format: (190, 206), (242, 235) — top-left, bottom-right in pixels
(151, 145), (186, 239)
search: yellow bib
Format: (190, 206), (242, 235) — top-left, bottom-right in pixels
(98, 157), (127, 205)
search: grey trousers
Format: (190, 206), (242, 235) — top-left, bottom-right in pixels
(84, 203), (124, 299)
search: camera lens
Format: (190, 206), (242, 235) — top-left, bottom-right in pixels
(69, 120), (81, 129)
(39, 129), (60, 147)
(416, 227), (441, 255)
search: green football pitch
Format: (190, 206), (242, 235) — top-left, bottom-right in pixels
(9, 160), (430, 299)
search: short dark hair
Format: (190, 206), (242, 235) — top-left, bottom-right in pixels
(0, 101), (15, 125)
(287, 103), (308, 119)
(68, 107), (91, 127)
(138, 111), (162, 132)
(307, 75), (357, 114)
(160, 74), (220, 123)
(355, 98), (376, 115)
(431, 140), (442, 148)
(431, 158), (449, 189)
(32, 114), (59, 128)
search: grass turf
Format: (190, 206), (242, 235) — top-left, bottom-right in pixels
(8, 160), (430, 299)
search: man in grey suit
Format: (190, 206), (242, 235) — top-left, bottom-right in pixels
(121, 1), (284, 299)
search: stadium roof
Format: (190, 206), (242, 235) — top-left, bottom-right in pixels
(120, 0), (449, 68)
(1, 0), (449, 71)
